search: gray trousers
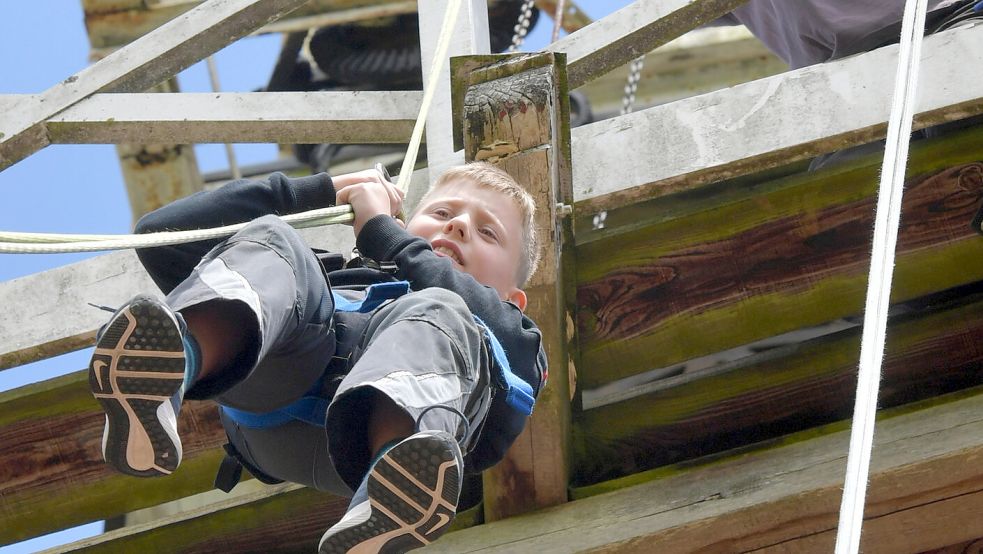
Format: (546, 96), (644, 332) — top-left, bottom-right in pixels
(165, 215), (492, 495)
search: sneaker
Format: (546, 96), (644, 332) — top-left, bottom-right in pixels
(318, 430), (464, 554)
(88, 294), (187, 477)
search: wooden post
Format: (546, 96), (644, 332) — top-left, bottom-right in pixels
(453, 52), (576, 519)
(115, 78), (204, 222)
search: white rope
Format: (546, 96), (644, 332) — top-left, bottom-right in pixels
(0, 0), (462, 255)
(834, 0), (927, 552)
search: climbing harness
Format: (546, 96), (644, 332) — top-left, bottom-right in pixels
(220, 280), (534, 432)
(834, 0), (927, 552)
(0, 0), (465, 255)
(214, 279), (535, 491)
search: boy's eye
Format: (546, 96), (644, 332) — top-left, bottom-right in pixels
(480, 227), (499, 241)
(432, 208), (451, 218)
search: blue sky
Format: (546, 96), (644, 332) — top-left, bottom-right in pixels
(0, 1), (629, 551)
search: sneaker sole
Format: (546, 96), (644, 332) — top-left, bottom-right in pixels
(319, 434), (461, 553)
(89, 296), (185, 477)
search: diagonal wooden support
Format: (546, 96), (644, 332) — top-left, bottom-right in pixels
(0, 0), (309, 171)
(453, 52), (576, 519)
(41, 91), (423, 145)
(547, 0), (747, 88)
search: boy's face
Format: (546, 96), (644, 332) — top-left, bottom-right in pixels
(407, 178), (528, 309)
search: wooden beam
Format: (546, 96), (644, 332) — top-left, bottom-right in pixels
(42, 91), (422, 144)
(458, 52), (575, 519)
(83, 0), (412, 51)
(572, 293), (983, 485)
(546, 0), (747, 88)
(46, 490), (482, 553)
(0, 371), (228, 545)
(571, 24), (983, 214)
(47, 486), (350, 553)
(419, 0), (489, 184)
(425, 390), (983, 553)
(0, 226), (354, 370)
(115, 79), (204, 223)
(0, 0), (310, 170)
(534, 0), (592, 35)
(575, 26), (786, 117)
(574, 129), (983, 388)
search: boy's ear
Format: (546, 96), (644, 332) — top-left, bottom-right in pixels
(506, 288), (527, 311)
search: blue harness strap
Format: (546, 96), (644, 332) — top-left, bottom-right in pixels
(220, 281), (536, 429)
(331, 281), (411, 313)
(473, 315), (535, 416)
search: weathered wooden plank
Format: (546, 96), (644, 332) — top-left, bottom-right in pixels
(42, 91), (423, 145)
(1, 0), (310, 170)
(48, 490), (482, 554)
(571, 24), (983, 213)
(546, 0), (747, 89)
(115, 79), (204, 223)
(533, 0), (592, 34)
(575, 26), (786, 117)
(460, 53), (575, 519)
(572, 292), (983, 485)
(0, 371), (228, 545)
(53, 486), (348, 553)
(921, 539), (983, 554)
(424, 390), (983, 553)
(0, 226), (354, 371)
(575, 127), (983, 388)
(83, 0), (405, 50)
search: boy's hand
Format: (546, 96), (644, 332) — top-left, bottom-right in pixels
(332, 168), (404, 212)
(334, 169), (404, 236)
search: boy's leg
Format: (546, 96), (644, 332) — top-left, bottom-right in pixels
(90, 215), (337, 477)
(319, 288), (493, 553)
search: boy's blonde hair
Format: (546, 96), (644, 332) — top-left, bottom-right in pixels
(419, 162), (540, 287)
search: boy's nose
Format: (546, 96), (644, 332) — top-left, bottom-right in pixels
(443, 214), (471, 239)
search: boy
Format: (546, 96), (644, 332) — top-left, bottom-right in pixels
(88, 162), (547, 553)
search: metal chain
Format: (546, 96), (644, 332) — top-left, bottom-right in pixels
(620, 56), (645, 115)
(508, 0), (536, 52)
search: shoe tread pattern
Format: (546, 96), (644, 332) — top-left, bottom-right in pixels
(89, 296), (185, 477)
(319, 434), (460, 554)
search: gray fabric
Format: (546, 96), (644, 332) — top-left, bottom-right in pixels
(168, 216), (492, 495)
(218, 288), (492, 495)
(166, 215), (335, 413)
(719, 0), (961, 68)
(326, 288), (492, 491)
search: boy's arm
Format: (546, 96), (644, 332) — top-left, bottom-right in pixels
(134, 172), (338, 293)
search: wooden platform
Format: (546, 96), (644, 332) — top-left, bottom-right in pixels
(4, 1), (983, 551)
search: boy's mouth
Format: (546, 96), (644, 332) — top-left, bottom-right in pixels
(431, 240), (463, 266)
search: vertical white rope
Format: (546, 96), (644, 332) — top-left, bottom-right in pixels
(834, 0), (928, 552)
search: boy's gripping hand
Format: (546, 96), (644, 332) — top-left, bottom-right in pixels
(333, 168), (405, 236)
